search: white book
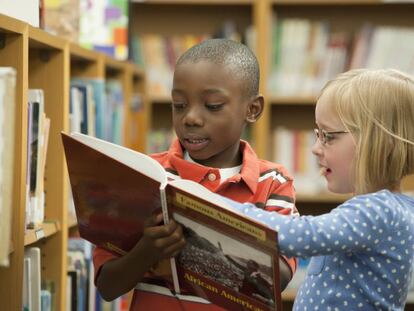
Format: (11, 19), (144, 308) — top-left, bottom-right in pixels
(28, 89), (45, 228)
(25, 247), (42, 311)
(23, 257), (32, 311)
(0, 67), (16, 266)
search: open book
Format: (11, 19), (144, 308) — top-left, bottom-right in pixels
(62, 132), (282, 311)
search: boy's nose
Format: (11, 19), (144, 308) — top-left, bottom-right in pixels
(184, 107), (203, 126)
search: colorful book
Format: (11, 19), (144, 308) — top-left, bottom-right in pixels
(61, 132), (282, 311)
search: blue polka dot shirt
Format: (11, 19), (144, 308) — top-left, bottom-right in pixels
(225, 190), (414, 310)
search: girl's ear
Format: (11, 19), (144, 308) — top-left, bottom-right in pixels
(246, 95), (264, 123)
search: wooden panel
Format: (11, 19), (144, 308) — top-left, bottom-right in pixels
(70, 44), (104, 79)
(28, 31), (69, 311)
(130, 3), (252, 36)
(272, 3), (414, 32)
(0, 24), (28, 311)
(131, 0), (253, 4)
(24, 221), (60, 246)
(252, 0), (272, 157)
(125, 65), (148, 152)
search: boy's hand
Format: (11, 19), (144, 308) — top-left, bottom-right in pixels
(96, 213), (185, 301)
(132, 213), (186, 263)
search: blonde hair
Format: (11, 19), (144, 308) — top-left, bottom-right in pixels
(320, 69), (414, 194)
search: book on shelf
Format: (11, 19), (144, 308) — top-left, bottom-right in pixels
(0, 67), (16, 266)
(23, 247), (42, 311)
(62, 132), (282, 311)
(27, 89), (51, 229)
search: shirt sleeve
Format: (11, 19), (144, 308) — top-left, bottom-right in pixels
(223, 193), (391, 258)
(265, 178), (298, 216)
(92, 246), (118, 285)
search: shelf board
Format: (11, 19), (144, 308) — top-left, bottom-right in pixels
(130, 0), (253, 4)
(104, 56), (127, 72)
(149, 94), (172, 103)
(69, 43), (101, 62)
(269, 95), (316, 105)
(271, 0), (387, 5)
(130, 64), (145, 78)
(0, 13), (27, 34)
(296, 192), (350, 203)
(28, 26), (66, 50)
(24, 220), (61, 246)
(68, 214), (78, 229)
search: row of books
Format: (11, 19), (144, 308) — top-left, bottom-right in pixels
(0, 67), (16, 266)
(273, 128), (325, 194)
(69, 78), (125, 146)
(67, 237), (131, 311)
(130, 22), (255, 98)
(268, 18), (414, 96)
(23, 247), (53, 311)
(26, 89), (51, 230)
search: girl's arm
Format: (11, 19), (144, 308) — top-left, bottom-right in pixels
(223, 193), (390, 257)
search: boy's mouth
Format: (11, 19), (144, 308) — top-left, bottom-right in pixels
(182, 137), (209, 152)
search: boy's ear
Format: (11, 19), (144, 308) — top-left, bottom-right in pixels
(246, 95), (264, 123)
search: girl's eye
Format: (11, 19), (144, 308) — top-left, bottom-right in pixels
(324, 133), (336, 143)
(206, 103), (224, 111)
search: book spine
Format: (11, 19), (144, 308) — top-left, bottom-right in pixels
(160, 188), (180, 295)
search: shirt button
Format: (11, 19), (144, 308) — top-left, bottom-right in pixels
(208, 173), (216, 181)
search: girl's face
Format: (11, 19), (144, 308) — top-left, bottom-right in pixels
(312, 91), (356, 194)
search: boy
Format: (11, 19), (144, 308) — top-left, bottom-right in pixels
(93, 39), (297, 310)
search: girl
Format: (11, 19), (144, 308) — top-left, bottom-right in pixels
(229, 69), (414, 310)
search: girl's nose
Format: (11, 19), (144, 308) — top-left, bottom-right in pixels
(311, 139), (323, 157)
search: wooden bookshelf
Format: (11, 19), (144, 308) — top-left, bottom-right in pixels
(0, 12), (144, 310)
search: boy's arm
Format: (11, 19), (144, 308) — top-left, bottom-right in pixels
(95, 213), (185, 301)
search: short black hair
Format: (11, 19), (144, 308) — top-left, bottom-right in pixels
(176, 38), (260, 98)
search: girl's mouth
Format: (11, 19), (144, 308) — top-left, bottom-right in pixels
(319, 167), (332, 176)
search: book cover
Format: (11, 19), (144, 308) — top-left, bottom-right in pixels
(166, 180), (282, 311)
(62, 132), (282, 310)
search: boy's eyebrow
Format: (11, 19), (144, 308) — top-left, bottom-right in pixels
(202, 88), (228, 96)
(171, 88), (229, 96)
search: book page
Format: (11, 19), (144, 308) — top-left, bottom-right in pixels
(70, 133), (167, 184)
(168, 179), (243, 215)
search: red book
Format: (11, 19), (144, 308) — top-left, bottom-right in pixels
(62, 132), (282, 311)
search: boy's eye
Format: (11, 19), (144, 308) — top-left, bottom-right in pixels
(205, 103), (224, 111)
(172, 102), (186, 110)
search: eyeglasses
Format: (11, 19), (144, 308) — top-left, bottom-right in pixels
(314, 128), (349, 145)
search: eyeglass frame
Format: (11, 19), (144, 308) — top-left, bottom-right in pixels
(314, 128), (350, 145)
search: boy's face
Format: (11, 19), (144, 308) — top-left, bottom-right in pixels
(171, 60), (262, 168)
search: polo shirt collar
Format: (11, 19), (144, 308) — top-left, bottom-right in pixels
(167, 139), (260, 194)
